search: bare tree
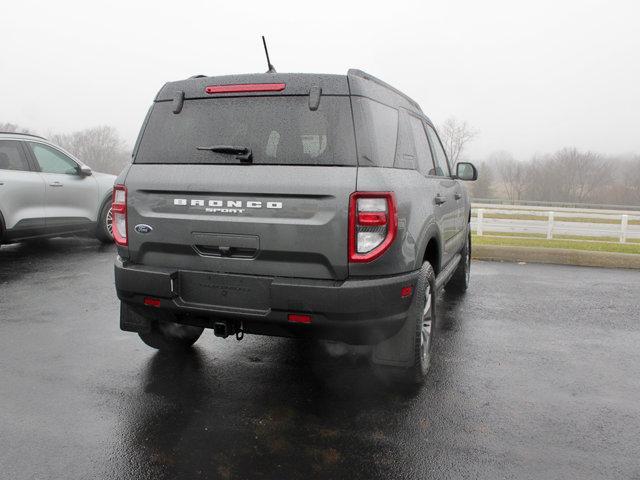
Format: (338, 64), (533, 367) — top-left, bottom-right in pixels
(468, 161), (494, 199)
(0, 122), (32, 134)
(522, 148), (612, 203)
(618, 156), (640, 204)
(492, 151), (528, 202)
(51, 126), (130, 175)
(438, 117), (478, 165)
(552, 148), (611, 203)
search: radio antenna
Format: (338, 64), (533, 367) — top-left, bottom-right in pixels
(262, 36), (277, 73)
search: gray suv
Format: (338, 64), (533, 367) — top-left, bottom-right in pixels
(0, 132), (115, 245)
(114, 69), (477, 383)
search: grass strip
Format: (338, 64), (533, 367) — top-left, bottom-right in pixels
(478, 231), (640, 243)
(473, 234), (640, 255)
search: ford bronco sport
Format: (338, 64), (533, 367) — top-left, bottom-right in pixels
(114, 69), (477, 383)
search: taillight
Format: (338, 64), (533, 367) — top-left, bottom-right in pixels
(349, 192), (397, 262)
(112, 184), (128, 246)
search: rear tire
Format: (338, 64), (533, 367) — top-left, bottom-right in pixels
(95, 198), (113, 244)
(405, 261), (437, 384)
(0, 210), (5, 245)
(139, 320), (204, 351)
(447, 226), (471, 294)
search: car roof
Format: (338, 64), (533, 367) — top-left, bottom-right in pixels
(155, 69), (424, 116)
(0, 132), (47, 141)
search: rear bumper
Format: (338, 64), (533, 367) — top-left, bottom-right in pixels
(114, 257), (419, 344)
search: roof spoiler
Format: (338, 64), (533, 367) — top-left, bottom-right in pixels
(347, 69), (422, 112)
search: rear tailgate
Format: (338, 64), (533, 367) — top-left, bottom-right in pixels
(125, 164), (356, 280)
(125, 81), (358, 280)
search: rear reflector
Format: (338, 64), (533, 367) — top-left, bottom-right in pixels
(357, 212), (387, 226)
(400, 286), (413, 298)
(205, 83), (286, 94)
(144, 297), (161, 307)
(288, 314), (312, 324)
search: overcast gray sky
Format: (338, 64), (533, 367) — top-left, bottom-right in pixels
(2, 0), (639, 160)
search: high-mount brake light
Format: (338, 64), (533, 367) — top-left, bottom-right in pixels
(112, 184), (128, 246)
(204, 83), (286, 94)
(348, 192), (397, 263)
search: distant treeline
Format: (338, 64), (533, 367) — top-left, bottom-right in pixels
(469, 149), (640, 207)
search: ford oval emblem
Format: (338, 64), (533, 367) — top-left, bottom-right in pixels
(134, 224), (153, 234)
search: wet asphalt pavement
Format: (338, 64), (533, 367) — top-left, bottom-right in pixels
(1, 238), (639, 480)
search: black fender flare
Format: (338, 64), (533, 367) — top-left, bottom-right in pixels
(0, 208), (5, 241)
(372, 259), (434, 367)
(414, 220), (444, 273)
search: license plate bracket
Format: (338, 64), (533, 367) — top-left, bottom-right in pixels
(178, 271), (271, 312)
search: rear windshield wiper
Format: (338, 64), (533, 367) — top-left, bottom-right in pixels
(196, 145), (253, 163)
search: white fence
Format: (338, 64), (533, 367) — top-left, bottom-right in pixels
(471, 204), (640, 243)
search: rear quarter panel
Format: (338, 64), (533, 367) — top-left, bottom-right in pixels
(93, 172), (117, 201)
(351, 167), (443, 276)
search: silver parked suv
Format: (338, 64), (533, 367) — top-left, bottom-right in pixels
(0, 132), (116, 244)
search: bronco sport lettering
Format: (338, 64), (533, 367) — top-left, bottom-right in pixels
(174, 199), (283, 209)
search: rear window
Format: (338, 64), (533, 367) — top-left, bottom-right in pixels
(135, 96), (356, 166)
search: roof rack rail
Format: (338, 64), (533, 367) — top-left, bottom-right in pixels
(347, 69), (422, 112)
(0, 131), (47, 140)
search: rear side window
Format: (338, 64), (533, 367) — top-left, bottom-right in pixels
(135, 96), (356, 166)
(425, 125), (451, 177)
(0, 140), (30, 171)
(407, 115), (436, 176)
(351, 97), (399, 167)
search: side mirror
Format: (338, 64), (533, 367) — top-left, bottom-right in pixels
(78, 165), (93, 177)
(456, 162), (477, 181)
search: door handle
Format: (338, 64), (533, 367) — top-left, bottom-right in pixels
(50, 181), (63, 187)
(434, 195), (446, 205)
(454, 193), (462, 200)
